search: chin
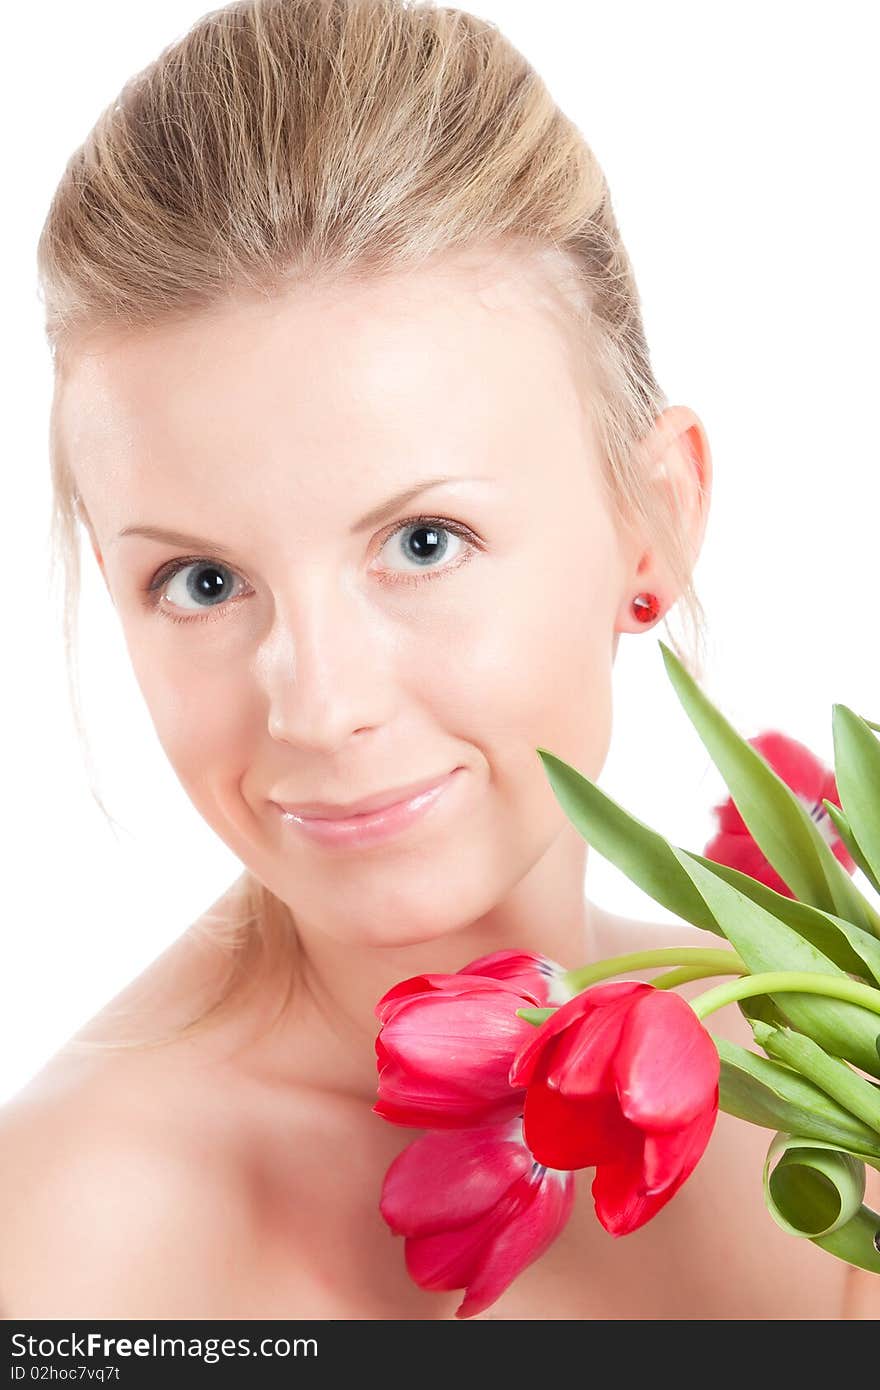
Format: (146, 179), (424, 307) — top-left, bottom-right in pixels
(335, 910), (472, 952)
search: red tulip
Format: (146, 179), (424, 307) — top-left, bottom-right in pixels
(380, 1117), (575, 1318)
(510, 980), (719, 1236)
(374, 972), (542, 1128)
(703, 730), (855, 897)
(456, 948), (571, 1006)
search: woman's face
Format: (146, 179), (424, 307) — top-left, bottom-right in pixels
(58, 254), (661, 949)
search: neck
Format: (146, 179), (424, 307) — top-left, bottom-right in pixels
(231, 825), (606, 1106)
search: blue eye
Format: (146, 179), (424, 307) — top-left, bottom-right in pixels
(376, 518), (474, 581)
(143, 515), (481, 626)
(157, 561), (245, 616)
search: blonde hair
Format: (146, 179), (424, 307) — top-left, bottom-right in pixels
(38, 0), (709, 1053)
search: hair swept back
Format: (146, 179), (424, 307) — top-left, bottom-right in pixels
(38, 0), (709, 1053)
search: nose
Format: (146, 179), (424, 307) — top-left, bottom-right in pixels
(262, 576), (392, 752)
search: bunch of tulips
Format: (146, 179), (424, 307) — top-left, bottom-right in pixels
(372, 641), (880, 1318)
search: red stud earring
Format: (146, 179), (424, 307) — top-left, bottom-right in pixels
(631, 592), (660, 624)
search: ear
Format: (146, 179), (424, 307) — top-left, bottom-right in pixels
(615, 405), (712, 634)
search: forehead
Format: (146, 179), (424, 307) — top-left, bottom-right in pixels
(56, 251), (590, 533)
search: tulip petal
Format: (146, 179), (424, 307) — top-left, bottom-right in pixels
(376, 971), (542, 1025)
(376, 973), (475, 1023)
(456, 1169), (576, 1319)
(404, 1191), (513, 1294)
(380, 990), (536, 1069)
(612, 989), (720, 1130)
(641, 1099), (718, 1196)
(375, 974), (435, 1021)
(377, 989), (536, 1123)
(458, 950), (561, 1006)
(549, 988), (647, 1098)
(710, 732), (832, 839)
(703, 732), (846, 900)
(703, 829), (793, 897)
(751, 730), (829, 802)
(593, 1100), (718, 1236)
(372, 1091), (524, 1129)
(509, 980), (645, 1089)
(710, 797), (748, 836)
(591, 1143), (664, 1236)
(379, 1123), (532, 1237)
(522, 1075), (637, 1170)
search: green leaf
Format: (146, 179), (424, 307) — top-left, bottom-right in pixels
(832, 704), (880, 899)
(736, 994), (794, 1031)
(762, 1134), (880, 1274)
(655, 849), (880, 986)
(812, 1203), (880, 1274)
(682, 852), (872, 978)
(763, 1133), (866, 1237)
(817, 909), (880, 990)
(534, 746), (717, 933)
(821, 799), (880, 896)
(658, 640), (880, 936)
(749, 1021), (880, 1137)
(717, 1037), (880, 1158)
(670, 847), (880, 1077)
(531, 745), (867, 973)
(535, 744), (880, 981)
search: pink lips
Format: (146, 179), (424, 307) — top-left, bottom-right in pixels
(274, 768), (463, 850)
(276, 769), (459, 820)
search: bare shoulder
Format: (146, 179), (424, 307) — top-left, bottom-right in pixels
(593, 903), (727, 959)
(0, 874), (263, 1321)
(0, 873), (322, 1318)
(0, 1054), (261, 1318)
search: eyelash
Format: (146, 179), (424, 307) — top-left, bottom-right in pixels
(143, 514), (482, 626)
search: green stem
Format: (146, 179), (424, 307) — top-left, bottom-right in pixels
(691, 970), (880, 1022)
(518, 1006), (555, 1026)
(650, 964), (726, 991)
(563, 947), (748, 995)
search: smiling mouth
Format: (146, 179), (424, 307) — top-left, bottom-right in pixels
(272, 768), (461, 820)
(273, 768), (464, 848)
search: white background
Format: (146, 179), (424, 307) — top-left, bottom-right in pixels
(3, 0), (878, 1102)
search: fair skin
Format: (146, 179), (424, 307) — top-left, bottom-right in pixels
(1, 250), (876, 1317)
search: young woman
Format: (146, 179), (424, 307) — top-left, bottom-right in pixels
(2, 0), (875, 1318)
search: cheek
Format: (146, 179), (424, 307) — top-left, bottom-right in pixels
(430, 537), (617, 796)
(123, 629), (255, 806)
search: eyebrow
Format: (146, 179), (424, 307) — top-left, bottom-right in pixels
(113, 475), (494, 553)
